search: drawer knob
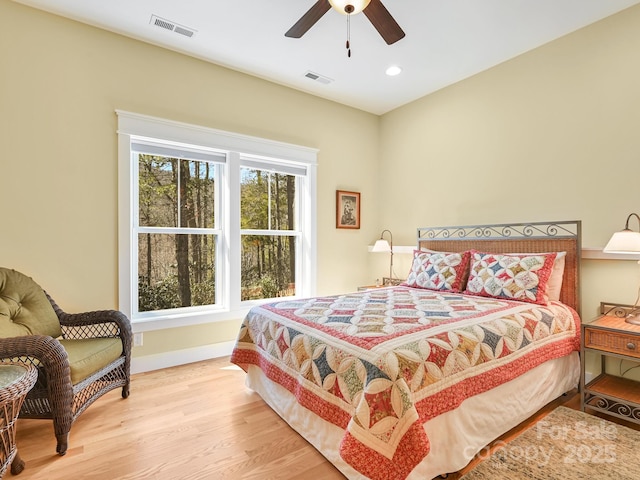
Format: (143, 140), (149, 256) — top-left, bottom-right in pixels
(627, 342), (637, 350)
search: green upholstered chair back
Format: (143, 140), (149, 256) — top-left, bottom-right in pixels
(0, 268), (63, 338)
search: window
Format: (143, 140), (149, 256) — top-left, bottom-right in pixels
(134, 141), (224, 313)
(240, 159), (303, 301)
(117, 111), (317, 330)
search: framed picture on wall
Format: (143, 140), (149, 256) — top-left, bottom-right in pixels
(336, 190), (360, 229)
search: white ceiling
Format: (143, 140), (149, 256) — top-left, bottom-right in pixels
(13, 0), (640, 115)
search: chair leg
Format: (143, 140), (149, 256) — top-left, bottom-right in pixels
(122, 384), (130, 398)
(56, 433), (68, 456)
(10, 451), (25, 475)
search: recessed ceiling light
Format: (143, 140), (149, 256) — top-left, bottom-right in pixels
(385, 65), (402, 76)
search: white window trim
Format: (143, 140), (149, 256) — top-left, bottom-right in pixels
(117, 110), (318, 332)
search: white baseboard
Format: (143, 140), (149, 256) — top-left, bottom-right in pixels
(130, 341), (236, 374)
(584, 370), (594, 384)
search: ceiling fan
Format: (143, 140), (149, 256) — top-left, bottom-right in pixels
(285, 0), (405, 46)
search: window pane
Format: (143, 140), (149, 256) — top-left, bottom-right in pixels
(138, 233), (216, 311)
(179, 159), (216, 228)
(241, 235), (295, 300)
(138, 155), (178, 228)
(241, 168), (295, 230)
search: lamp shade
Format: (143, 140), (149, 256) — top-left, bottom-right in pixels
(329, 0), (371, 14)
(371, 239), (391, 253)
(603, 230), (640, 254)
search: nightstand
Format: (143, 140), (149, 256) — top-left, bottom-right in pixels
(357, 284), (388, 292)
(357, 277), (404, 291)
(580, 302), (640, 425)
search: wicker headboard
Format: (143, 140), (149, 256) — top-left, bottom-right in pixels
(417, 220), (582, 314)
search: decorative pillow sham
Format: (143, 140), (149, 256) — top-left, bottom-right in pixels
(464, 250), (558, 305)
(404, 250), (471, 292)
(488, 251), (566, 301)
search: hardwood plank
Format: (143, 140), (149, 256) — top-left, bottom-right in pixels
(11, 357), (638, 479)
(13, 357), (345, 479)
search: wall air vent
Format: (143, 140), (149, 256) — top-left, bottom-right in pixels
(304, 71), (333, 85)
(150, 15), (196, 38)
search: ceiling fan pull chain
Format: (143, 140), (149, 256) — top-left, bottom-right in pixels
(346, 13), (351, 57)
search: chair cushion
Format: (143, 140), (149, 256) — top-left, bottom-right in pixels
(58, 338), (123, 385)
(0, 268), (63, 338)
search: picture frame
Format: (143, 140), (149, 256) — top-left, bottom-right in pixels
(336, 190), (360, 229)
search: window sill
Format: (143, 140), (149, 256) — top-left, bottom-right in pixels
(131, 305), (252, 332)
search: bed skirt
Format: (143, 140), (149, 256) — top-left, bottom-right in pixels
(244, 351), (580, 480)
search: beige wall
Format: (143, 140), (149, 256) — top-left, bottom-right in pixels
(3, 1), (640, 367)
(379, 5), (640, 319)
(0, 1), (380, 360)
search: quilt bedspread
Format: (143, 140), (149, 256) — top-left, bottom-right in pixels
(230, 286), (580, 480)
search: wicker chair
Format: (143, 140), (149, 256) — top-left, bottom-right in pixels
(0, 268), (132, 456)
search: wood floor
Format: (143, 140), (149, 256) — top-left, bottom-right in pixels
(10, 357), (638, 479)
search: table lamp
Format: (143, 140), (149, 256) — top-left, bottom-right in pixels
(372, 229), (394, 284)
(603, 213), (640, 325)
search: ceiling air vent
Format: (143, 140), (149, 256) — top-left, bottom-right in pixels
(174, 26), (195, 38)
(304, 71), (333, 85)
(150, 15), (196, 38)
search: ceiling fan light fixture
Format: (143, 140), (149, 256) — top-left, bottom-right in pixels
(385, 65), (402, 76)
(329, 0), (371, 15)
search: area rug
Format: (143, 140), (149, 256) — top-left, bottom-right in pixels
(460, 406), (639, 479)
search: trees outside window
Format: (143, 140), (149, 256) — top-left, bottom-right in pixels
(240, 167), (298, 300)
(134, 148), (221, 313)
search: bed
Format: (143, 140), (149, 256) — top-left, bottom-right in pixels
(230, 220), (582, 479)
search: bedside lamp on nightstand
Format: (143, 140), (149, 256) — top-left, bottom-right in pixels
(603, 212), (640, 325)
(372, 229), (393, 280)
(372, 229), (398, 286)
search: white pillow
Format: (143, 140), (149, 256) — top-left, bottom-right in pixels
(546, 251), (566, 302)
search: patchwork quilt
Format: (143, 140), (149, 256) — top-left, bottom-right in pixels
(230, 286), (580, 480)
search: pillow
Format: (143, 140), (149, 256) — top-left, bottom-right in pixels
(404, 250), (471, 292)
(485, 251), (566, 301)
(0, 267), (63, 338)
(546, 251), (566, 302)
(464, 250), (558, 305)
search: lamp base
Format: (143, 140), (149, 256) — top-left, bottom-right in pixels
(625, 314), (640, 326)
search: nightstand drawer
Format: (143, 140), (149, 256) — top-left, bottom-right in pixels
(584, 327), (640, 359)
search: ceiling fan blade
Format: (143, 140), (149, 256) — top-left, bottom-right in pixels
(363, 0), (406, 45)
(285, 0), (332, 38)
